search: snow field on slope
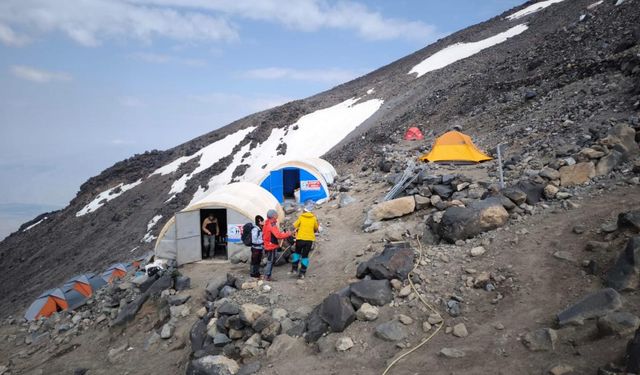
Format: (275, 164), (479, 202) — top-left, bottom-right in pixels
(76, 180), (143, 217)
(409, 24), (528, 78)
(506, 0), (567, 20)
(189, 97), (383, 204)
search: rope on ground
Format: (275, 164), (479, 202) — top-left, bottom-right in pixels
(381, 236), (444, 375)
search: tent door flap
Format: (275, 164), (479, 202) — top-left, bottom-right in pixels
(175, 211), (202, 265)
(269, 169), (284, 203)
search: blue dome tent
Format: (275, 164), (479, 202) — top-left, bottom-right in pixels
(258, 158), (337, 204)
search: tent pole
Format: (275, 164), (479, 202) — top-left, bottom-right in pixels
(497, 144), (505, 189)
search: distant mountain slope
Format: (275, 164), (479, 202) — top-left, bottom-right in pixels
(1, 0), (638, 317)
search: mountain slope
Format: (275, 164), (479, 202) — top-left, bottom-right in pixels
(1, 0), (639, 318)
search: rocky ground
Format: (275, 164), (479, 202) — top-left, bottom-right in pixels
(1, 0), (640, 374)
(1, 129), (639, 374)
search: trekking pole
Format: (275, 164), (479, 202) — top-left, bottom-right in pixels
(497, 143), (505, 189)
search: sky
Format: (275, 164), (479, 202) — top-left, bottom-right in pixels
(0, 0), (524, 237)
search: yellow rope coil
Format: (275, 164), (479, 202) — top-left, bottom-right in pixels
(382, 237), (444, 375)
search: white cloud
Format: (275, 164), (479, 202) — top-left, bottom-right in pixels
(244, 67), (359, 83)
(0, 0), (238, 47)
(131, 52), (207, 67)
(1, 0), (436, 45)
(10, 65), (72, 83)
(0, 22), (30, 46)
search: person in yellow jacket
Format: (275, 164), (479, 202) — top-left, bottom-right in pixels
(289, 203), (319, 279)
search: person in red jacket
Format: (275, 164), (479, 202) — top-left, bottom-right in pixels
(262, 209), (291, 281)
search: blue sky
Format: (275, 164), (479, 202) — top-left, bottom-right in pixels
(0, 0), (524, 235)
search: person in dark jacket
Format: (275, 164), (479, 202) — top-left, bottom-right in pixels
(249, 215), (264, 279)
(262, 209), (291, 281)
(201, 213), (219, 258)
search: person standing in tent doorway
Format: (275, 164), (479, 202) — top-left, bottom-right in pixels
(289, 202), (319, 279)
(262, 209), (292, 282)
(249, 215), (264, 279)
(201, 213), (219, 259)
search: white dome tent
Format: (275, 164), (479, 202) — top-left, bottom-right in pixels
(154, 182), (284, 265)
(257, 158), (337, 204)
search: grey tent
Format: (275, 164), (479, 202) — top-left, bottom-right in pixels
(24, 288), (69, 321)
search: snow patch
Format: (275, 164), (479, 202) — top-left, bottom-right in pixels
(23, 217), (47, 232)
(151, 127), (256, 177)
(147, 215), (162, 231)
(367, 88), (375, 95)
(76, 180), (142, 217)
(409, 24), (528, 78)
(587, 0), (603, 9)
(190, 97), (383, 204)
(506, 0), (567, 20)
(141, 233), (157, 243)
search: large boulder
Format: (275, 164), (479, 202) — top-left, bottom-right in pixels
(266, 334), (299, 358)
(559, 162), (595, 187)
(349, 279), (393, 306)
(597, 312), (640, 336)
(229, 248), (251, 264)
(356, 242), (414, 280)
(556, 288), (623, 327)
(522, 328), (557, 352)
(437, 198), (509, 243)
(206, 275), (229, 301)
(501, 187), (527, 205)
(515, 181), (545, 205)
(190, 319), (209, 353)
(318, 294), (356, 332)
(365, 196), (415, 225)
(600, 124), (639, 159)
(596, 150), (624, 176)
(606, 237), (640, 291)
(305, 306), (329, 343)
(619, 210), (640, 232)
(626, 328), (640, 373)
(431, 184), (454, 199)
(187, 355), (239, 375)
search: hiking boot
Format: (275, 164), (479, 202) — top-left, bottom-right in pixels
(287, 270), (298, 277)
(298, 273), (305, 280)
(265, 276), (276, 282)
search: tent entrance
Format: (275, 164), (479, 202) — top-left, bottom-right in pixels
(282, 168), (300, 200)
(200, 208), (228, 260)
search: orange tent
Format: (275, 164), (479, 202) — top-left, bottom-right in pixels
(24, 289), (69, 320)
(101, 263), (128, 283)
(419, 130), (492, 163)
(404, 127), (424, 141)
(63, 275), (94, 297)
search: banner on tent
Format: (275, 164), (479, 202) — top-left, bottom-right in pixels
(228, 224), (242, 243)
(301, 180), (321, 191)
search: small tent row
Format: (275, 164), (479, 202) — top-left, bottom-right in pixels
(25, 263), (130, 321)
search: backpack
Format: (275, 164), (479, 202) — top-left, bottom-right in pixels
(241, 222), (254, 247)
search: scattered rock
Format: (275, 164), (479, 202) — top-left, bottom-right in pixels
(452, 323), (468, 338)
(349, 279), (393, 306)
(470, 246), (486, 257)
(437, 198), (509, 242)
(356, 303), (379, 321)
(335, 337), (354, 352)
(319, 293), (356, 332)
(605, 237), (640, 291)
(239, 304), (267, 326)
(618, 210), (640, 232)
(356, 242), (414, 280)
(366, 196), (416, 225)
(187, 355), (239, 375)
(375, 320), (408, 341)
(597, 311), (640, 336)
(559, 162), (595, 187)
(557, 288), (622, 327)
(522, 328), (557, 352)
(547, 364), (575, 375)
(397, 314), (413, 325)
(439, 347), (465, 358)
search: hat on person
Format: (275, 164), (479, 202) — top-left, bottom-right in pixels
(267, 209), (278, 219)
(303, 205), (313, 213)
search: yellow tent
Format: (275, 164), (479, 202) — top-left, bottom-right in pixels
(419, 131), (492, 163)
